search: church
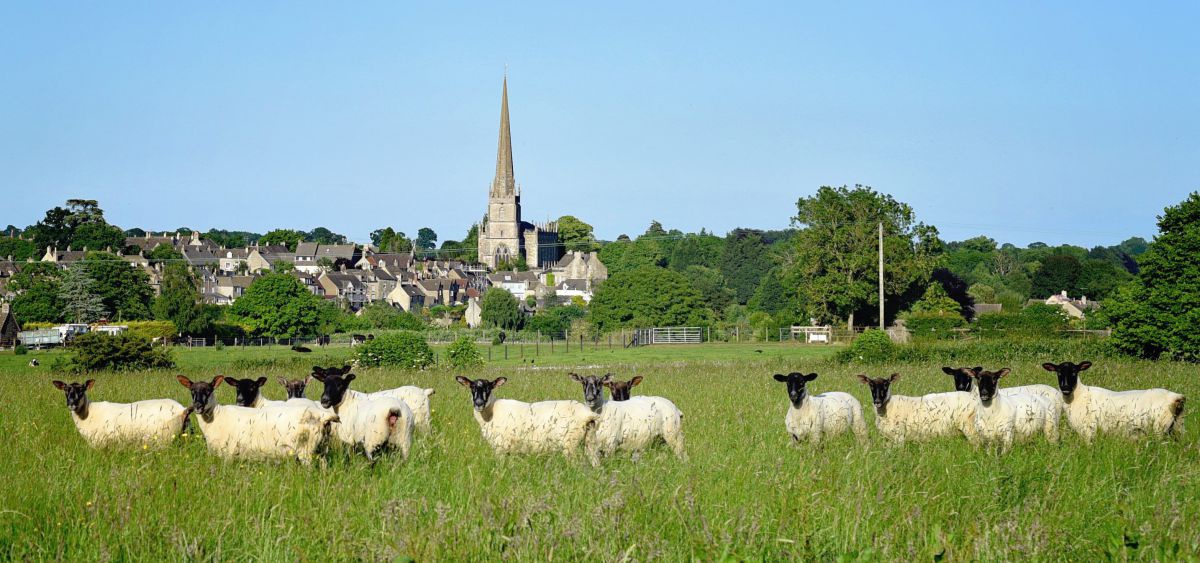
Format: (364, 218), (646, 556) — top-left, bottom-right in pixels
(476, 77), (562, 270)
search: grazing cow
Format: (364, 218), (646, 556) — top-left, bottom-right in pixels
(316, 335), (331, 347)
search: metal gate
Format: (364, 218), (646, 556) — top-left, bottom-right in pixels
(631, 327), (703, 345)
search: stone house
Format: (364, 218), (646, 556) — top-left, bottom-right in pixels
(295, 243), (361, 274)
(386, 284), (425, 312)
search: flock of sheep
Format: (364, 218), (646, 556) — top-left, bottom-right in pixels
(49, 360), (1185, 464)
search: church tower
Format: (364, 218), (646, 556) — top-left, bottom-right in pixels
(478, 76), (524, 269)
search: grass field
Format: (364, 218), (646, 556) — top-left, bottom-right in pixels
(1, 342), (1197, 560)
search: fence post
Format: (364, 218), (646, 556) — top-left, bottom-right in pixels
(536, 331), (540, 356)
(579, 334), (584, 352)
(504, 344), (508, 360)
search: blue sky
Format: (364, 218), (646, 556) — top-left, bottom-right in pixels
(2, 2), (1197, 247)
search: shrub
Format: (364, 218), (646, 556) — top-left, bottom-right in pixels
(123, 320), (176, 342)
(974, 305), (1068, 335)
(903, 312), (966, 340)
(836, 329), (895, 363)
(70, 332), (175, 372)
(14, 345), (28, 356)
(355, 332), (434, 369)
(444, 335), (484, 368)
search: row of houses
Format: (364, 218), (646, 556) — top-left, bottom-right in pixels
(6, 233), (609, 321)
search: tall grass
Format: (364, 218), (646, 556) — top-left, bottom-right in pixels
(0, 345), (1196, 559)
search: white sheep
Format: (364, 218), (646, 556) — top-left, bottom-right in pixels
(942, 366), (1064, 411)
(313, 370), (414, 460)
(570, 373), (686, 464)
(858, 374), (977, 443)
(456, 376), (597, 457)
(176, 376), (338, 464)
(773, 372), (867, 444)
(52, 380), (190, 449)
(1044, 361), (1185, 442)
(369, 386), (435, 434)
(969, 368), (1060, 452)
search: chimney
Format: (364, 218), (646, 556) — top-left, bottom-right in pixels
(1061, 290), (1068, 298)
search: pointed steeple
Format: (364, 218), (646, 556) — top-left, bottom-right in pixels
(490, 76), (516, 197)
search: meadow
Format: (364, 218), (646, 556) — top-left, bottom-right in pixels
(1, 342), (1197, 560)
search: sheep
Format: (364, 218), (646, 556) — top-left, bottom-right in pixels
(279, 375), (313, 399)
(857, 374), (977, 443)
(570, 373), (686, 464)
(224, 376), (286, 408)
(29, 359), (39, 367)
(175, 375), (338, 464)
(312, 369), (414, 461)
(942, 366), (1063, 410)
(1043, 361), (1185, 442)
(968, 368), (1060, 453)
(312, 365), (435, 434)
(455, 376), (597, 457)
(51, 379), (191, 449)
(773, 372), (867, 444)
(603, 376), (642, 401)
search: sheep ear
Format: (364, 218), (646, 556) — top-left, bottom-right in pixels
(856, 375), (870, 385)
(84, 379), (95, 390)
(344, 374), (356, 383)
(52, 380), (66, 390)
(888, 373), (901, 382)
(493, 377), (508, 388)
(1041, 363), (1059, 372)
(972, 367), (983, 374)
(303, 375), (313, 384)
(312, 366), (326, 376)
(1078, 361), (1092, 371)
(773, 374), (788, 382)
(176, 375), (193, 388)
(211, 376), (225, 388)
(630, 376), (643, 387)
(277, 377), (288, 388)
(804, 373), (818, 382)
(941, 367), (957, 375)
(311, 373), (326, 382)
(569, 373), (582, 382)
(222, 377), (239, 385)
(455, 376), (472, 387)
(995, 368), (1011, 378)
(255, 377), (268, 387)
(601, 373), (613, 383)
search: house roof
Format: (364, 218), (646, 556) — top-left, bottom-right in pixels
(557, 278), (589, 292)
(216, 275), (257, 288)
(294, 242), (319, 256)
(487, 271), (540, 285)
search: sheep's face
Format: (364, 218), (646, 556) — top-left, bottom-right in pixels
(604, 376), (642, 401)
(312, 372), (355, 409)
(279, 376), (311, 399)
(176, 375), (224, 416)
(971, 368), (1011, 404)
(773, 372), (817, 408)
(455, 376), (506, 411)
(52, 380), (94, 413)
(224, 376), (268, 407)
(857, 374), (899, 409)
(570, 373), (611, 407)
(942, 367), (981, 392)
(1042, 361), (1091, 396)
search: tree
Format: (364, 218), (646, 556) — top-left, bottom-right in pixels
(481, 287), (522, 330)
(370, 227), (413, 253)
(749, 270), (795, 316)
(25, 200), (124, 251)
(685, 265), (736, 316)
(70, 222), (125, 251)
(1076, 259), (1130, 300)
(1030, 255), (1082, 298)
(557, 215), (599, 252)
(782, 185), (941, 329)
(415, 228), (438, 257)
(58, 263), (107, 323)
(228, 273), (331, 337)
(316, 257), (335, 272)
(1107, 192), (1200, 361)
(8, 262), (64, 322)
(589, 266), (712, 332)
(146, 244), (183, 263)
(598, 236), (665, 277)
(720, 229), (772, 304)
(259, 229), (307, 251)
(0, 236), (37, 261)
(153, 264), (216, 336)
(669, 233), (722, 271)
(307, 227), (347, 245)
(81, 252), (155, 320)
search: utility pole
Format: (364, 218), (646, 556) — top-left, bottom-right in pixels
(878, 222), (885, 331)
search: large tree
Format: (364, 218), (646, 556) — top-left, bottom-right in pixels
(58, 262), (107, 323)
(720, 229), (772, 304)
(25, 199), (124, 251)
(81, 252), (155, 320)
(1030, 255), (1082, 298)
(782, 185), (941, 328)
(589, 266), (712, 332)
(153, 264), (217, 336)
(1106, 192), (1200, 361)
(0, 236), (37, 261)
(415, 228), (438, 257)
(228, 273), (330, 337)
(669, 232), (723, 271)
(307, 227), (347, 245)
(480, 287), (522, 330)
(557, 215), (599, 252)
(7, 262), (63, 322)
(258, 229), (307, 251)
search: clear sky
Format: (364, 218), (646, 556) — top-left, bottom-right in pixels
(2, 2), (1197, 248)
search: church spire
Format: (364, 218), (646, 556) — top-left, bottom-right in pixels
(491, 75), (516, 197)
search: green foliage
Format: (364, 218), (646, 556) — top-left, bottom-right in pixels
(146, 244), (183, 262)
(598, 235), (666, 277)
(204, 229), (262, 248)
(1107, 192), (1200, 361)
(351, 303), (427, 331)
(835, 328), (895, 363)
(69, 332), (174, 372)
(306, 227), (347, 245)
(228, 273), (332, 337)
(974, 304), (1069, 334)
(58, 262), (107, 323)
(685, 265), (736, 316)
(720, 229), (772, 304)
(1030, 255), (1082, 298)
(589, 266), (712, 332)
(152, 264), (215, 336)
(668, 232), (723, 271)
(903, 313), (966, 340)
(26, 200), (124, 252)
(526, 304), (587, 336)
(0, 236), (37, 261)
(81, 252), (155, 320)
(8, 262), (64, 323)
(784, 185), (941, 327)
(370, 227), (414, 253)
(481, 288), (522, 330)
(557, 215), (599, 252)
(355, 332), (434, 369)
(909, 284), (960, 316)
(444, 335), (484, 368)
(13, 345), (27, 355)
(415, 227), (438, 257)
(122, 321), (178, 342)
(258, 229), (307, 251)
